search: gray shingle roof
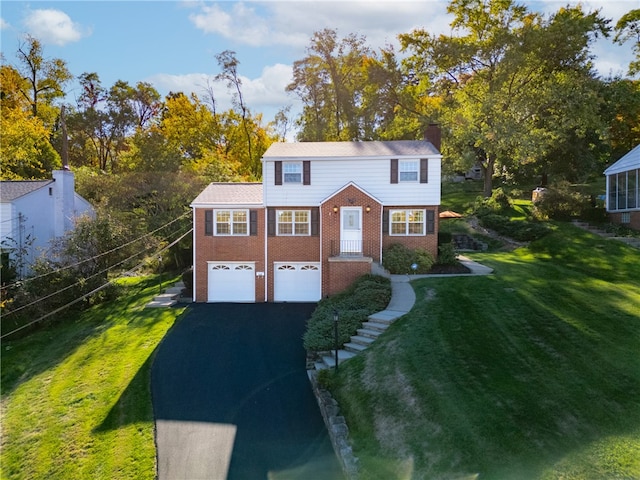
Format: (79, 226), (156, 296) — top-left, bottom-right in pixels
(191, 182), (263, 206)
(262, 140), (440, 159)
(0, 180), (53, 202)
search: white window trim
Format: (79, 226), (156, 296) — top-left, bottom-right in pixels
(399, 160), (419, 183)
(389, 209), (426, 236)
(283, 162), (303, 184)
(276, 209), (311, 236)
(214, 209), (249, 236)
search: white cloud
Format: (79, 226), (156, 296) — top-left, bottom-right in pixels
(147, 63), (300, 120)
(1, 18), (10, 30)
(23, 9), (87, 46)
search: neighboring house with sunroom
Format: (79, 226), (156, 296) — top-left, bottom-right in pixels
(191, 130), (442, 303)
(0, 168), (95, 277)
(604, 144), (640, 231)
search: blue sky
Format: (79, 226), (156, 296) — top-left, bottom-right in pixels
(1, 1), (637, 124)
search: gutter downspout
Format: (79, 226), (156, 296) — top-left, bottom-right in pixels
(192, 206), (197, 302)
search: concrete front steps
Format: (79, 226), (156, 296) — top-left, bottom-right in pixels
(145, 281), (185, 308)
(316, 314), (396, 370)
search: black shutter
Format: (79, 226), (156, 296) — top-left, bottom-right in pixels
(382, 210), (389, 234)
(426, 210), (435, 234)
(275, 161), (282, 185)
(311, 208), (319, 236)
(250, 210), (258, 236)
(420, 158), (428, 183)
(267, 208), (276, 236)
(205, 210), (213, 236)
(390, 159), (398, 184)
(303, 161), (311, 185)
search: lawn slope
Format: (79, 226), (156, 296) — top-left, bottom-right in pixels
(332, 223), (640, 479)
(1, 276), (185, 480)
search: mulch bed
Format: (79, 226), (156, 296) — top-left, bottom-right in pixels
(426, 263), (472, 274)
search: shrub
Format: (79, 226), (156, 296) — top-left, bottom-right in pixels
(382, 244), (435, 274)
(438, 231), (453, 245)
(533, 181), (588, 221)
(480, 214), (551, 242)
(474, 187), (512, 217)
(303, 274), (391, 352)
(437, 243), (458, 265)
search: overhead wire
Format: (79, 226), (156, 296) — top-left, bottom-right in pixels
(1, 211), (190, 291)
(2, 222), (191, 318)
(0, 226), (193, 339)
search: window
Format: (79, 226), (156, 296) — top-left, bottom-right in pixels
(277, 210), (310, 235)
(399, 161), (419, 182)
(215, 209), (248, 235)
(283, 162), (302, 183)
(390, 209), (426, 235)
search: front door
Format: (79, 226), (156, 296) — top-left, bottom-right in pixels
(340, 207), (362, 254)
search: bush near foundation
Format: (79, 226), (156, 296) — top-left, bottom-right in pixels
(382, 243), (435, 274)
(303, 274), (391, 352)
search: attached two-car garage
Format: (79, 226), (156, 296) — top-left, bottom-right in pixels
(207, 261), (321, 302)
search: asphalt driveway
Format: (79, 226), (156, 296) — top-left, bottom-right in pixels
(151, 303), (344, 480)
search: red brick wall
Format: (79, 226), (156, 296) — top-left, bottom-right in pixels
(266, 214), (320, 301)
(321, 185), (383, 296)
(382, 205), (439, 259)
(193, 208), (266, 302)
(326, 258), (372, 297)
(609, 211), (640, 231)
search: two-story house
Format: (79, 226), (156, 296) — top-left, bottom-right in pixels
(191, 133), (442, 303)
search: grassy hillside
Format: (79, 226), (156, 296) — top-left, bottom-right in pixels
(331, 222), (640, 479)
(0, 276), (185, 480)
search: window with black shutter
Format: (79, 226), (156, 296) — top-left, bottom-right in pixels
(303, 161), (311, 185)
(420, 158), (428, 183)
(250, 210), (258, 236)
(275, 161), (282, 185)
(267, 208), (276, 236)
(390, 159), (398, 184)
(382, 210), (389, 234)
(204, 210), (213, 236)
(426, 210), (435, 234)
(311, 208), (319, 235)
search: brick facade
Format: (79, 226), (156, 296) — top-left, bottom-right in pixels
(382, 205), (439, 259)
(609, 211), (640, 231)
(193, 208), (266, 302)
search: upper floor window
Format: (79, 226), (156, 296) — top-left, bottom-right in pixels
(390, 209), (425, 235)
(277, 210), (310, 235)
(283, 162), (302, 183)
(215, 209), (248, 235)
(399, 161), (419, 182)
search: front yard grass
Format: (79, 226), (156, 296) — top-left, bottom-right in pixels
(330, 222), (640, 478)
(0, 275), (185, 480)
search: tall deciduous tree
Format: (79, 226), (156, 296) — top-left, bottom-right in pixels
(15, 35), (72, 125)
(287, 29), (372, 141)
(401, 0), (609, 196)
(614, 9), (640, 76)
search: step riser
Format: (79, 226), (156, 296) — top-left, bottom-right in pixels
(357, 329), (381, 339)
(362, 322), (389, 332)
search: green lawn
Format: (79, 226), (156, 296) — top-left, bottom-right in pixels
(331, 222), (640, 479)
(0, 276), (185, 480)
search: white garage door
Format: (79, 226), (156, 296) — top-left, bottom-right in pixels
(274, 263), (321, 302)
(208, 262), (255, 302)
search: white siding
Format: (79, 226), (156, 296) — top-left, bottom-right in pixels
(264, 157), (441, 206)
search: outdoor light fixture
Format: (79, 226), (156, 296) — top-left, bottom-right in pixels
(333, 205), (339, 213)
(365, 205), (371, 213)
(333, 310), (339, 371)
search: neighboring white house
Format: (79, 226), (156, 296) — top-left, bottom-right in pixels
(0, 169), (95, 275)
(604, 144), (640, 231)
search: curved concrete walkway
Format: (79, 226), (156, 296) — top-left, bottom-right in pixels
(317, 257), (492, 368)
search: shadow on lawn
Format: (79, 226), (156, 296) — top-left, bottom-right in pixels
(0, 276), (172, 398)
(93, 347), (157, 432)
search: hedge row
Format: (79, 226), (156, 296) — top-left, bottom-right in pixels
(303, 274), (391, 352)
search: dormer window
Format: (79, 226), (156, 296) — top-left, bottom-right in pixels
(283, 162), (302, 183)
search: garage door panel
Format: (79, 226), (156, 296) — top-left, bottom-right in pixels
(208, 262), (255, 302)
(274, 263), (321, 302)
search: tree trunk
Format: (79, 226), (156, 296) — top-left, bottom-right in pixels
(483, 153), (495, 197)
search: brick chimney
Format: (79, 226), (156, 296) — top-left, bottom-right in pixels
(424, 123), (441, 152)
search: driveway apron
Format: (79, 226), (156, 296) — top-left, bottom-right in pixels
(151, 303), (344, 480)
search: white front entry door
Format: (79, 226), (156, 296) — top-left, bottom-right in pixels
(340, 207), (362, 254)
